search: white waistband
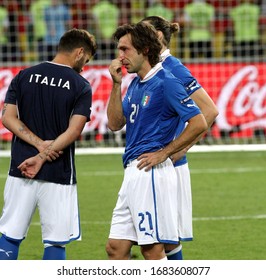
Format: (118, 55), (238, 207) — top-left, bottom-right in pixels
(126, 157), (172, 168)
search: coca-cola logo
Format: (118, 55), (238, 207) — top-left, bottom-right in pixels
(216, 65), (266, 131)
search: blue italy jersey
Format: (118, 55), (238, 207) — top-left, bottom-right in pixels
(162, 50), (202, 166)
(5, 62), (92, 184)
(122, 63), (201, 167)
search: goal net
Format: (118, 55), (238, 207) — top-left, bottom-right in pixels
(0, 0), (265, 151)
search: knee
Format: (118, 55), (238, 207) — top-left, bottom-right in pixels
(105, 239), (131, 260)
(105, 239), (115, 258)
(106, 239), (120, 259)
(141, 244), (165, 260)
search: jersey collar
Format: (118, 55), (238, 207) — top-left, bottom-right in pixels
(46, 61), (72, 68)
(160, 49), (172, 62)
(141, 62), (163, 83)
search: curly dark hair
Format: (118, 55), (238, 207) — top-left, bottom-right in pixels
(113, 22), (162, 67)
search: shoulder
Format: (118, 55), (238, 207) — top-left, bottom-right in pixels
(163, 57), (194, 79)
(15, 64), (41, 79)
(22, 62), (49, 72)
(79, 75), (92, 90)
(159, 68), (184, 88)
(164, 56), (186, 71)
(128, 76), (140, 88)
(164, 55), (182, 65)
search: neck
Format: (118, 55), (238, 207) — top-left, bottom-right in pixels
(138, 61), (152, 80)
(160, 46), (167, 54)
(52, 54), (72, 68)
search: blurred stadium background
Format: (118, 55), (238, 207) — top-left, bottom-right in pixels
(0, 0), (266, 150)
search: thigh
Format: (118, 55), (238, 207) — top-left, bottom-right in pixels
(175, 164), (193, 241)
(128, 159), (179, 245)
(0, 176), (38, 240)
(109, 171), (138, 243)
(37, 182), (80, 244)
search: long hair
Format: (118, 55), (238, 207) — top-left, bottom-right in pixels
(141, 16), (180, 48)
(113, 22), (162, 67)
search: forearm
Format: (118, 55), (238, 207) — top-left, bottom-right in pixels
(185, 101), (218, 151)
(191, 88), (218, 129)
(18, 115), (86, 178)
(107, 82), (126, 131)
(39, 114), (87, 157)
(136, 114), (208, 171)
(42, 129), (78, 156)
(164, 114), (207, 157)
(181, 130), (207, 153)
(2, 106), (44, 151)
(203, 108), (218, 129)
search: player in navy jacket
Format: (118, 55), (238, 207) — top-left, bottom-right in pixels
(0, 28), (97, 260)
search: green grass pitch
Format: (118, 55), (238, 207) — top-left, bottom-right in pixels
(0, 151), (265, 260)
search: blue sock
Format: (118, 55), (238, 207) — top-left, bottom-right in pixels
(0, 234), (21, 260)
(166, 244), (183, 260)
(43, 245), (66, 260)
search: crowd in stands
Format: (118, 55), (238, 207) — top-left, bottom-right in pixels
(0, 0), (265, 63)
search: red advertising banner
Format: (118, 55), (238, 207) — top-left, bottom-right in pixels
(188, 63), (266, 138)
(0, 63), (265, 141)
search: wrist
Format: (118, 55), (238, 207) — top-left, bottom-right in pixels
(36, 140), (45, 152)
(38, 152), (47, 163)
(113, 80), (122, 86)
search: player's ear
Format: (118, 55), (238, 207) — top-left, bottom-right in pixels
(157, 30), (164, 42)
(143, 47), (149, 56)
(75, 47), (84, 61)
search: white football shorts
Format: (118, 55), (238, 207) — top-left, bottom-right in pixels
(109, 158), (179, 245)
(0, 176), (80, 245)
(175, 163), (193, 241)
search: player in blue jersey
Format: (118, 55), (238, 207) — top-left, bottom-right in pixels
(0, 28), (97, 260)
(141, 16), (219, 260)
(105, 22), (208, 260)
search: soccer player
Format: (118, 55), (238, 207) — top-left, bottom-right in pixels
(141, 16), (219, 260)
(105, 22), (207, 260)
(0, 28), (97, 260)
